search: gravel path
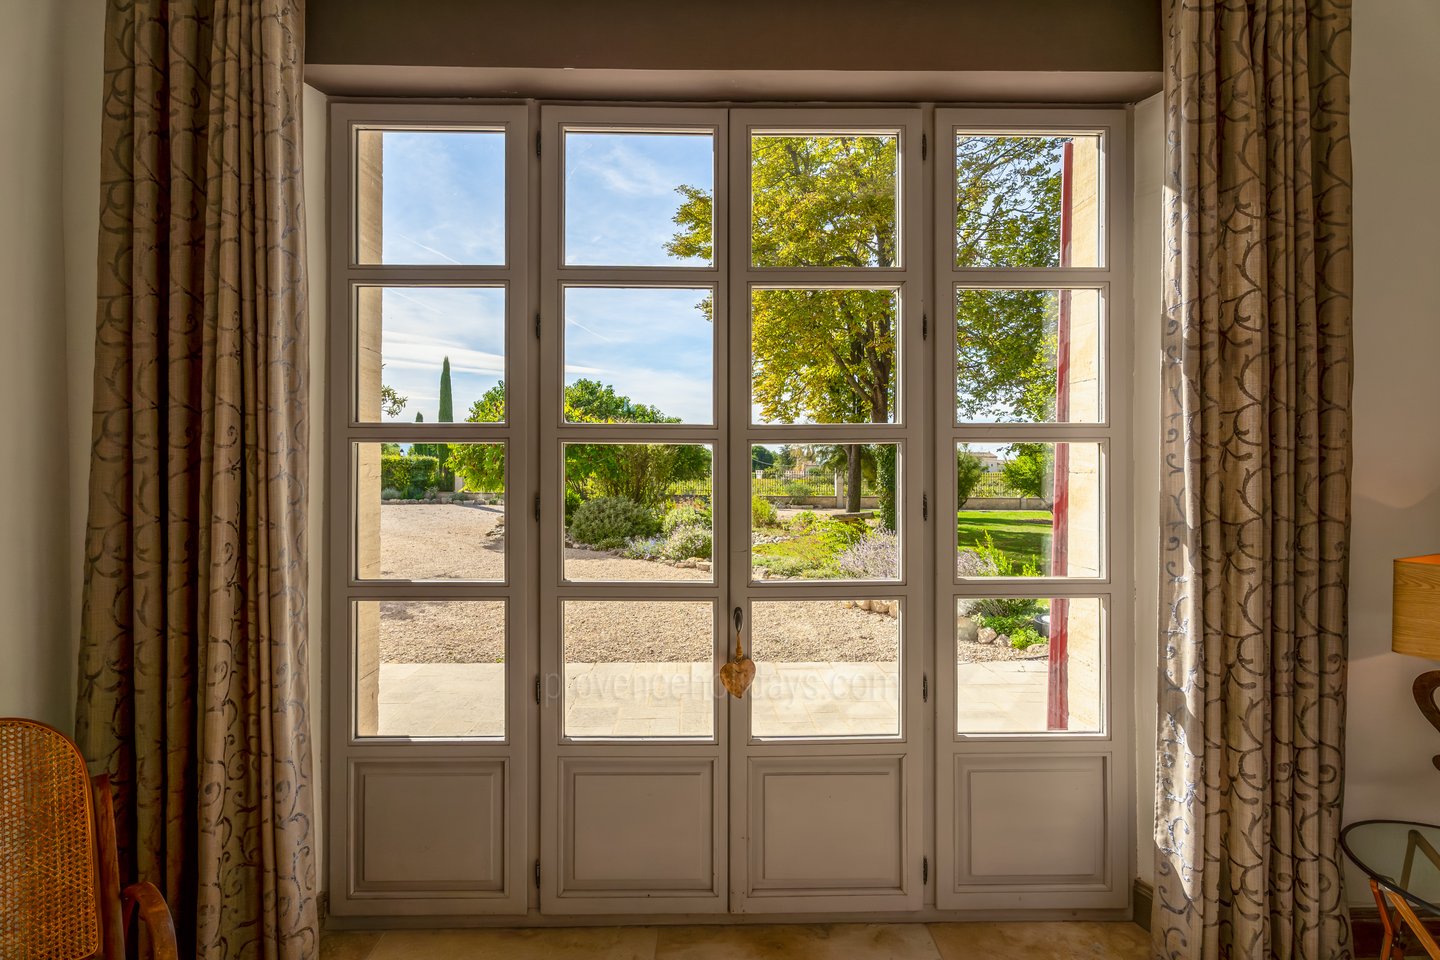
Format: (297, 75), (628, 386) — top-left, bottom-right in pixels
(376, 503), (899, 663)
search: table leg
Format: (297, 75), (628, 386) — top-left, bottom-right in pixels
(1374, 878), (1440, 960)
(1375, 879), (1403, 960)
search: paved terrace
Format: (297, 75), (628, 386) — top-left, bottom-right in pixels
(374, 661), (1049, 738)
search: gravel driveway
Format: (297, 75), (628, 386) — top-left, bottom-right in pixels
(375, 503), (901, 664)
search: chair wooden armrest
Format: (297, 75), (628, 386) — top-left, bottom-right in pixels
(121, 881), (180, 960)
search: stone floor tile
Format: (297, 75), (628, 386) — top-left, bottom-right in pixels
(928, 921), (1148, 960)
(366, 926), (658, 960)
(656, 922), (939, 960)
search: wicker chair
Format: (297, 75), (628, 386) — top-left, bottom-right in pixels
(0, 718), (178, 960)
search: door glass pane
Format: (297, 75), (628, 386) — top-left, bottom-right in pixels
(955, 287), (1102, 424)
(954, 133), (1102, 269)
(955, 442), (1102, 579)
(564, 130), (715, 267)
(564, 287), (713, 425)
(355, 442), (506, 581)
(956, 596), (1102, 734)
(751, 133), (899, 268)
(563, 443), (713, 583)
(750, 288), (898, 425)
(750, 600), (901, 738)
(356, 129), (505, 265)
(751, 443), (899, 582)
(563, 600), (715, 739)
(355, 600), (506, 738)
(355, 286), (506, 424)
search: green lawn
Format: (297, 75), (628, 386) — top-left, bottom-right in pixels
(956, 510), (1053, 572)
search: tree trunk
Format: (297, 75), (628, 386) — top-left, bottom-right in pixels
(845, 445), (862, 512)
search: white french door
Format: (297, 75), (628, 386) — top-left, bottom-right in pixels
(325, 99), (1133, 922)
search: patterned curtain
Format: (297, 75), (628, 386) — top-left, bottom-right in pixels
(1154, 2), (1353, 959)
(74, 1), (317, 958)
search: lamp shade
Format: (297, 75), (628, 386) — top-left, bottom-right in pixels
(1393, 554), (1440, 659)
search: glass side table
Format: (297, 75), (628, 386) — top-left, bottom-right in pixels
(1341, 820), (1440, 959)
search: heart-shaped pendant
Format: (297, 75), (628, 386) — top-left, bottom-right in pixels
(721, 606), (755, 699)
(720, 656), (755, 699)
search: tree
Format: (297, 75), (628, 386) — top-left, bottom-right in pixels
(445, 380), (710, 505)
(447, 383), (506, 493)
(381, 385), (407, 418)
(670, 134), (1071, 513)
(438, 356), (454, 422)
(751, 446), (775, 473)
(380, 362), (408, 418)
(671, 136), (898, 511)
(956, 447), (986, 506)
(953, 137), (1068, 423)
(436, 356), (455, 489)
(1001, 443), (1052, 504)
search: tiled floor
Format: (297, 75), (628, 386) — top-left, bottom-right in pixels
(321, 921), (1151, 960)
(377, 661), (1048, 738)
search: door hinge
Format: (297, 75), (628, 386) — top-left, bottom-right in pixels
(921, 132), (928, 161)
(534, 493), (541, 522)
(534, 311), (541, 340)
(534, 859), (541, 889)
(922, 493), (929, 521)
(535, 675), (542, 705)
(923, 856), (929, 884)
(922, 312), (928, 340)
(922, 673), (929, 702)
(535, 131), (541, 158)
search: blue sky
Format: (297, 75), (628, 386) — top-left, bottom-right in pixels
(372, 286), (506, 423)
(374, 131), (506, 265)
(373, 129), (715, 422)
(563, 132), (713, 266)
(564, 287), (713, 423)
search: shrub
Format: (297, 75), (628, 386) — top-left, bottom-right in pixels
(568, 496), (659, 549)
(1009, 626), (1046, 650)
(381, 454), (440, 498)
(967, 531), (1041, 578)
(663, 523), (712, 561)
(837, 530), (899, 580)
(621, 535), (666, 560)
(751, 495), (779, 527)
(787, 509), (820, 532)
(955, 549), (1000, 579)
(663, 501), (712, 536)
(380, 487), (404, 501)
(976, 608), (1042, 634)
(564, 487), (583, 521)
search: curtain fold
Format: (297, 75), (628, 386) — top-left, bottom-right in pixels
(75, 1), (317, 957)
(1154, 1), (1353, 958)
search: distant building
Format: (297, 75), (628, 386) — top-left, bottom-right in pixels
(972, 451), (1003, 473)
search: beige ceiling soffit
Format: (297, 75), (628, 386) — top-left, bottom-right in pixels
(303, 66), (1163, 105)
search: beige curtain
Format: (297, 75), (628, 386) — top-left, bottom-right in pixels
(74, 1), (317, 957)
(1155, 1), (1353, 958)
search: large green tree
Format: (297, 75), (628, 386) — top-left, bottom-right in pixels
(671, 136), (899, 513)
(956, 446), (986, 506)
(953, 136), (1067, 426)
(446, 379), (709, 505)
(669, 134), (1069, 518)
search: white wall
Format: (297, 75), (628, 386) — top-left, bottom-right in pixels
(1131, 92), (1163, 891)
(302, 81), (330, 891)
(0, 0), (91, 730)
(1344, 0), (1440, 906)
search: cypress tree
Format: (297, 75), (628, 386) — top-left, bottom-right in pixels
(438, 357), (454, 423)
(436, 357), (455, 490)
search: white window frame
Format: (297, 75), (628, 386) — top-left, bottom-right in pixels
(323, 99), (1135, 920)
(931, 106), (1135, 911)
